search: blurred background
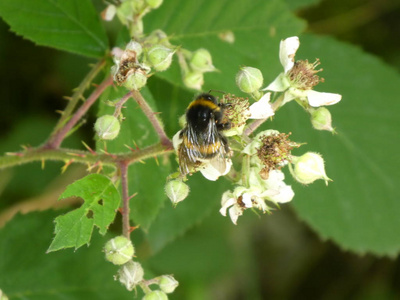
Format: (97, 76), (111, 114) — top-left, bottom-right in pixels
(1, 0), (400, 299)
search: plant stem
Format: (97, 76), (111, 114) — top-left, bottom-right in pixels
(131, 89), (172, 148)
(113, 91), (133, 118)
(0, 143), (173, 170)
(52, 59), (106, 134)
(45, 76), (113, 149)
(119, 161), (131, 239)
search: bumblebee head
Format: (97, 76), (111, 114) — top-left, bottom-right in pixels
(186, 93), (220, 131)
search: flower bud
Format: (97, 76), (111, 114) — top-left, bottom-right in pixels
(146, 0), (163, 9)
(183, 72), (203, 90)
(101, 5), (117, 21)
(116, 261), (144, 291)
(104, 236), (134, 265)
(116, 1), (135, 25)
(126, 40), (143, 57)
(291, 152), (331, 185)
(143, 290), (168, 300)
(310, 107), (334, 132)
(95, 115), (121, 140)
(189, 48), (215, 73)
(147, 45), (175, 72)
(236, 67), (263, 94)
(158, 275), (179, 293)
(165, 180), (189, 205)
(124, 70), (148, 90)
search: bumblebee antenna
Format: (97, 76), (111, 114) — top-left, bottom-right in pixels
(208, 89), (226, 95)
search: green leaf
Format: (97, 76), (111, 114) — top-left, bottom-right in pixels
(0, 211), (132, 299)
(0, 0), (108, 58)
(97, 85), (171, 231)
(145, 0), (306, 92)
(48, 174), (120, 252)
(270, 34), (400, 256)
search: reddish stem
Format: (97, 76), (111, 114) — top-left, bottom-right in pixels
(131, 89), (172, 148)
(45, 76), (113, 149)
(119, 161), (131, 239)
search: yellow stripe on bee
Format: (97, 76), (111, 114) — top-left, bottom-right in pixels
(188, 98), (220, 111)
(183, 136), (221, 155)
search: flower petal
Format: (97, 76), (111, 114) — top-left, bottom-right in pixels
(279, 36), (300, 74)
(200, 158), (232, 181)
(249, 93), (275, 119)
(220, 195), (236, 217)
(172, 131), (182, 150)
(262, 73), (290, 92)
(307, 90), (342, 107)
(228, 205), (243, 225)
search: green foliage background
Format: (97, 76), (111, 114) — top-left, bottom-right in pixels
(0, 0), (400, 299)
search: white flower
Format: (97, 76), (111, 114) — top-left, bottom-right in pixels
(263, 36), (341, 107)
(248, 92), (275, 119)
(219, 186), (273, 224)
(219, 169), (294, 224)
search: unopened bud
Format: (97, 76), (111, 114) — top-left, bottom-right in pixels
(183, 72), (203, 90)
(116, 261), (144, 291)
(116, 1), (135, 25)
(124, 70), (148, 90)
(147, 45), (175, 72)
(310, 107), (333, 132)
(165, 180), (189, 205)
(236, 67), (263, 93)
(159, 275), (179, 294)
(189, 48), (215, 73)
(104, 236), (134, 265)
(143, 290), (168, 300)
(146, 0), (163, 9)
(291, 152), (331, 185)
(126, 40), (143, 57)
(95, 115), (121, 140)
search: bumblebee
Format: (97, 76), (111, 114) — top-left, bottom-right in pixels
(178, 93), (231, 176)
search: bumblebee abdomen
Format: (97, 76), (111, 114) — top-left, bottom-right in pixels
(182, 135), (221, 158)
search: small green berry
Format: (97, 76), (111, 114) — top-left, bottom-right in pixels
(165, 180), (189, 205)
(104, 236), (134, 265)
(147, 45), (175, 72)
(159, 275), (179, 293)
(95, 115), (121, 140)
(116, 261), (144, 291)
(124, 70), (148, 90)
(143, 290), (168, 300)
(189, 48), (215, 73)
(236, 66), (263, 93)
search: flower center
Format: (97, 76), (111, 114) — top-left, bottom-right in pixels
(287, 59), (324, 90)
(256, 132), (299, 179)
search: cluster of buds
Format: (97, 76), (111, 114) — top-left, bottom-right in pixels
(102, 0), (164, 36)
(178, 48), (217, 90)
(104, 237), (179, 297)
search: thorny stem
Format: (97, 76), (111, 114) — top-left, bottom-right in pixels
(119, 162), (131, 239)
(52, 59), (106, 134)
(45, 76), (113, 149)
(113, 91), (133, 118)
(0, 143), (172, 170)
(131, 89), (172, 148)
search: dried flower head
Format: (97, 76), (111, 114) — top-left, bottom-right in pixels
(256, 132), (299, 179)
